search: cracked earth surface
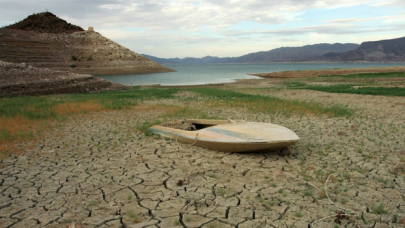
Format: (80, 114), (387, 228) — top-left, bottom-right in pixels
(1, 87), (405, 228)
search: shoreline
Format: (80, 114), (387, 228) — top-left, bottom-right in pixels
(2, 63), (405, 96)
(142, 66), (405, 88)
(143, 83), (227, 89)
(249, 66), (405, 78)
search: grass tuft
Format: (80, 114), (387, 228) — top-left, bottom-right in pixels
(371, 203), (387, 214)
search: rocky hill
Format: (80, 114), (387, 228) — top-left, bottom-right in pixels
(322, 36), (405, 62)
(5, 12), (84, 34)
(142, 43), (359, 64)
(0, 12), (175, 75)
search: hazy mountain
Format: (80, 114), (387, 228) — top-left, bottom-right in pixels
(322, 36), (405, 62)
(142, 43), (359, 64)
(234, 43), (359, 63)
(141, 54), (236, 65)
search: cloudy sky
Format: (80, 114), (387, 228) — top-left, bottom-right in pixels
(0, 0), (404, 58)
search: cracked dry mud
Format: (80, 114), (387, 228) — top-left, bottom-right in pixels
(1, 87), (405, 228)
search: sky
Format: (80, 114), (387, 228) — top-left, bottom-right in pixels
(0, 0), (404, 58)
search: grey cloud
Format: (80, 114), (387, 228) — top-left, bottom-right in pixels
(0, 0), (381, 30)
(277, 38), (299, 42)
(260, 24), (402, 36)
(220, 22), (403, 38)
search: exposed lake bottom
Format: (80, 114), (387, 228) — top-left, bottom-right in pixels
(98, 62), (405, 86)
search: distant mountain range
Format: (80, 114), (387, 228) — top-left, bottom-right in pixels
(233, 43), (359, 63)
(142, 37), (405, 64)
(142, 43), (359, 64)
(322, 36), (405, 62)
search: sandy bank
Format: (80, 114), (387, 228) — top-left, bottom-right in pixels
(250, 66), (405, 78)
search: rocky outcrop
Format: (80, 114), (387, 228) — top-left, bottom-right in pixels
(0, 60), (128, 97)
(5, 12), (84, 34)
(0, 12), (175, 75)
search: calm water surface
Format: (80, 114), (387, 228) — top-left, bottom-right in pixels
(98, 63), (405, 86)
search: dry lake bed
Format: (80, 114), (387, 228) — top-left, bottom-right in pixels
(1, 73), (405, 228)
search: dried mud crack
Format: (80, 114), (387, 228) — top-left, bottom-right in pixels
(1, 81), (405, 228)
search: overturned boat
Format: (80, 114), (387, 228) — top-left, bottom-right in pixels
(148, 119), (299, 152)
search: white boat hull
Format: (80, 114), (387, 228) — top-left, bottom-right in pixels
(149, 119), (300, 152)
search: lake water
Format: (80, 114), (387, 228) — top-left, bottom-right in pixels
(98, 62), (405, 86)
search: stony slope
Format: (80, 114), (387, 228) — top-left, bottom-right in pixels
(323, 36), (405, 62)
(0, 60), (127, 97)
(0, 13), (175, 75)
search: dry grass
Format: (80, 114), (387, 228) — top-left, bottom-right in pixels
(0, 101), (119, 158)
(53, 101), (103, 115)
(0, 103), (187, 158)
(0, 117), (41, 158)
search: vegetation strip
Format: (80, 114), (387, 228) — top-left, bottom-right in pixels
(287, 84), (405, 97)
(188, 88), (353, 117)
(318, 71), (405, 79)
(285, 72), (405, 96)
(0, 87), (179, 149)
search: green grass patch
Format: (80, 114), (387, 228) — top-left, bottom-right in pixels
(1, 87), (179, 120)
(319, 72), (405, 79)
(287, 83), (405, 97)
(137, 119), (162, 136)
(127, 210), (141, 223)
(188, 88), (352, 117)
(371, 203), (387, 214)
(302, 188), (314, 198)
(286, 71), (405, 96)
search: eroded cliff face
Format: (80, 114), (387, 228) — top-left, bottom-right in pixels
(0, 28), (175, 75)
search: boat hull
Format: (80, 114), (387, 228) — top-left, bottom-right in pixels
(149, 119), (299, 152)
